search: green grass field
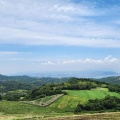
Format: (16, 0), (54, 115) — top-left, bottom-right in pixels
(0, 101), (51, 114)
(49, 88), (120, 112)
(0, 88), (120, 119)
(0, 101), (73, 120)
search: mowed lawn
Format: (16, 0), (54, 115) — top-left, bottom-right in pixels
(49, 88), (120, 112)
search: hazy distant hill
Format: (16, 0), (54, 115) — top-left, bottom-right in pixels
(97, 76), (120, 85)
(0, 74), (68, 85)
(0, 74), (68, 92)
(0, 74), (34, 82)
(0, 73), (120, 86)
(24, 71), (119, 78)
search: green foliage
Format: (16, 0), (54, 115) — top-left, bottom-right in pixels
(75, 95), (120, 113)
(4, 90), (27, 101)
(62, 78), (103, 90)
(26, 78), (104, 100)
(27, 85), (66, 100)
(0, 94), (2, 101)
(108, 85), (120, 93)
(49, 89), (120, 112)
(0, 80), (34, 92)
(0, 74), (68, 93)
(0, 74), (68, 86)
(97, 76), (120, 85)
(0, 101), (51, 114)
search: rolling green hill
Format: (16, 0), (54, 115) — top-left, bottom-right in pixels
(0, 74), (68, 85)
(49, 88), (120, 112)
(0, 74), (68, 92)
(0, 87), (120, 119)
(1, 88), (120, 114)
(0, 77), (120, 120)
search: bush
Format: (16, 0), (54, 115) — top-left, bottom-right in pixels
(75, 96), (120, 113)
(0, 94), (2, 101)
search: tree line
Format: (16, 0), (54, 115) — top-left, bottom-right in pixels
(108, 85), (120, 93)
(75, 95), (120, 113)
(1, 77), (119, 101)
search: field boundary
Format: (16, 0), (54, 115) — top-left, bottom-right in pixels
(21, 94), (64, 107)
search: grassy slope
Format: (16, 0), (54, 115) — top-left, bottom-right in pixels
(0, 88), (120, 119)
(0, 89), (120, 114)
(0, 101), (51, 114)
(0, 101), (72, 120)
(49, 88), (120, 112)
(0, 88), (120, 120)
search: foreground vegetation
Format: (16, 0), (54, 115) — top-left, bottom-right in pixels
(0, 101), (120, 120)
(0, 77), (120, 120)
(75, 95), (120, 113)
(45, 112), (120, 120)
(49, 88), (120, 112)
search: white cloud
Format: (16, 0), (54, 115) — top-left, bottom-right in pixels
(41, 61), (55, 65)
(0, 25), (120, 48)
(34, 56), (119, 65)
(51, 3), (96, 16)
(0, 55), (119, 74)
(0, 51), (18, 55)
(61, 56), (118, 65)
(0, 0), (120, 48)
(104, 55), (118, 63)
(0, 0), (120, 74)
(0, 51), (32, 60)
(52, 4), (76, 12)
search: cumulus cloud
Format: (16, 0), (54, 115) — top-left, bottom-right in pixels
(37, 56), (119, 65)
(0, 54), (119, 74)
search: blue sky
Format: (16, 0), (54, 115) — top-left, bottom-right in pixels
(0, 0), (120, 75)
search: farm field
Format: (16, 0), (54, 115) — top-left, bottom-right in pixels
(0, 101), (51, 114)
(49, 88), (120, 112)
(0, 88), (120, 119)
(0, 101), (69, 120)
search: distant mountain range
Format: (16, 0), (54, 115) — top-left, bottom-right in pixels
(25, 71), (119, 78)
(0, 71), (120, 85)
(0, 74), (68, 85)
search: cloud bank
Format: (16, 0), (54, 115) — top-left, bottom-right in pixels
(0, 0), (120, 47)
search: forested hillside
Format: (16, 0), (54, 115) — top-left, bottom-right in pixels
(0, 74), (68, 84)
(97, 76), (120, 85)
(0, 74), (68, 92)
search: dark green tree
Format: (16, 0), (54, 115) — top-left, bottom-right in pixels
(0, 94), (2, 101)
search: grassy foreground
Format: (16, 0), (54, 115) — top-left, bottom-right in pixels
(0, 111), (120, 120)
(0, 101), (72, 120)
(45, 112), (120, 120)
(0, 101), (51, 114)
